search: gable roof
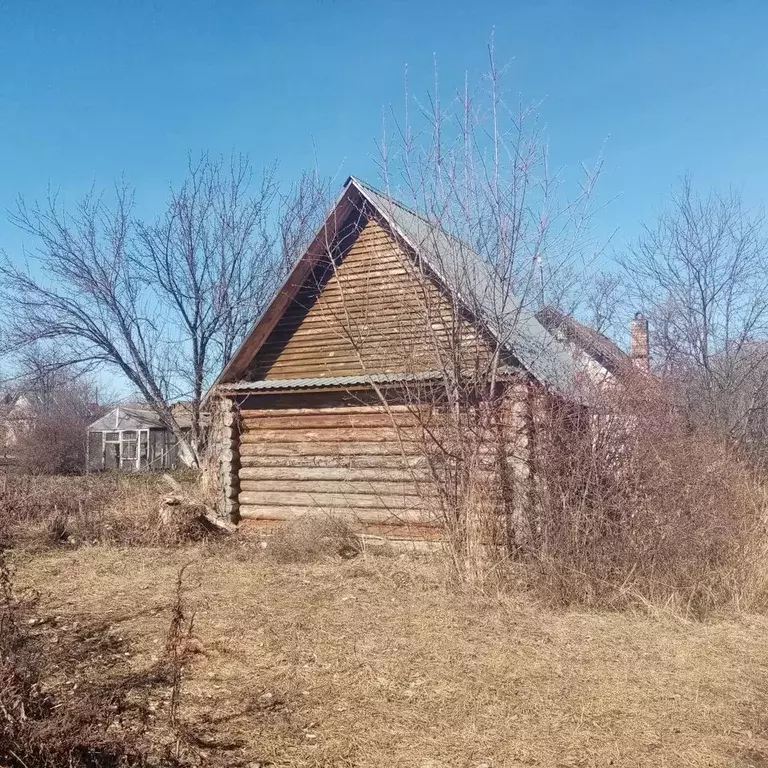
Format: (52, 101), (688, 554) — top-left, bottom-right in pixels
(349, 178), (581, 392)
(88, 405), (166, 432)
(88, 404), (194, 432)
(0, 392), (35, 416)
(214, 177), (581, 393)
(535, 307), (632, 376)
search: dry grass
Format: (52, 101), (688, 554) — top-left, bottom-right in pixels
(11, 542), (768, 768)
(0, 471), (208, 550)
(0, 545), (191, 767)
(267, 516), (364, 563)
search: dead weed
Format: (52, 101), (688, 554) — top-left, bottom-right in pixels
(13, 544), (768, 767)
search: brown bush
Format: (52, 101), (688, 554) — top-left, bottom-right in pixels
(8, 382), (105, 476)
(267, 516), (363, 564)
(528, 382), (768, 615)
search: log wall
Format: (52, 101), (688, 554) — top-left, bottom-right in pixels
(203, 395), (241, 520)
(236, 393), (438, 525)
(233, 384), (538, 535)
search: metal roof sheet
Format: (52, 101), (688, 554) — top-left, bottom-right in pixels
(88, 404), (195, 431)
(218, 371), (449, 393)
(348, 177), (581, 393)
(88, 406), (167, 432)
(218, 367), (523, 393)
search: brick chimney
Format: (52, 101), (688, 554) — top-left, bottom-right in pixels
(630, 312), (650, 371)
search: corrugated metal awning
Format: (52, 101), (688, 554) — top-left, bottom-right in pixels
(217, 371), (444, 393)
(217, 368), (520, 394)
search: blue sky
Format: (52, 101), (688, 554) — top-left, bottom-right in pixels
(1, 0), (767, 258)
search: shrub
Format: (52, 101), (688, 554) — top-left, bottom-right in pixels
(7, 381), (104, 476)
(528, 381), (768, 615)
(267, 516), (362, 564)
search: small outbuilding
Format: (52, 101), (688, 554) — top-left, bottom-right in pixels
(87, 404), (191, 472)
(206, 177), (643, 526)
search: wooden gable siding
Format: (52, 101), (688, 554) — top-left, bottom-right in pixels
(246, 216), (492, 381)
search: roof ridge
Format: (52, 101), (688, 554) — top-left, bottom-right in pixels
(346, 176), (478, 254)
(535, 305), (631, 375)
(345, 177), (427, 222)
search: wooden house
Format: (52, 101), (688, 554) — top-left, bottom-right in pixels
(208, 177), (634, 526)
(535, 306), (644, 385)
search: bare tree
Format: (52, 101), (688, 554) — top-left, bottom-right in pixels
(580, 271), (630, 338)
(620, 176), (768, 455)
(0, 155), (327, 465)
(384, 49), (602, 583)
(295, 45), (604, 585)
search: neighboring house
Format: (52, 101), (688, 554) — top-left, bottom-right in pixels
(206, 177), (638, 525)
(0, 388), (106, 472)
(87, 404), (194, 472)
(535, 307), (649, 386)
(0, 393), (37, 459)
(1, 390), (104, 463)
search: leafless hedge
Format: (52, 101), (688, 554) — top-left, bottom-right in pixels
(526, 379), (768, 612)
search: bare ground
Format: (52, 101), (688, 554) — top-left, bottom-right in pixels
(13, 543), (768, 767)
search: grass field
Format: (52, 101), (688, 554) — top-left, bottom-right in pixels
(12, 540), (768, 767)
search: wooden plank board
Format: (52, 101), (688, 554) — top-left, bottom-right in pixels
(253, 339), (456, 366)
(258, 342), (476, 361)
(241, 404), (414, 417)
(259, 357), (417, 372)
(299, 292), (416, 309)
(260, 323), (469, 343)
(266, 317), (447, 336)
(267, 322), (456, 337)
(239, 441), (423, 457)
(254, 348), (461, 367)
(262, 319), (457, 338)
(239, 454), (430, 469)
(254, 358), (442, 379)
(242, 413), (420, 430)
(276, 303), (450, 321)
(332, 267), (410, 283)
(255, 339), (452, 360)
(239, 466), (430, 482)
(239, 428), (416, 444)
(314, 278), (420, 297)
